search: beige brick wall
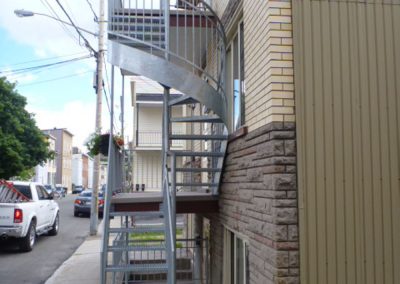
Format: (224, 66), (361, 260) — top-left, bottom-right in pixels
(243, 0), (295, 131)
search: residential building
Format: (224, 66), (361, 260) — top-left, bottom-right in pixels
(102, 1), (400, 284)
(130, 77), (184, 191)
(72, 147), (90, 188)
(43, 128), (73, 193)
(33, 133), (56, 185)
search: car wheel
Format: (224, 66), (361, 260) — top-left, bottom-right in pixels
(48, 213), (59, 236)
(19, 221), (36, 252)
(74, 211), (79, 217)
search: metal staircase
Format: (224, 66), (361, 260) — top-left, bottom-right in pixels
(102, 1), (227, 283)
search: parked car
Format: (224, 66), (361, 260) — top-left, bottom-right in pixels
(55, 185), (66, 197)
(72, 185), (84, 194)
(43, 184), (55, 194)
(74, 190), (104, 217)
(0, 181), (60, 252)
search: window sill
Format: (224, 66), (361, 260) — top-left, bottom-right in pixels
(228, 126), (247, 142)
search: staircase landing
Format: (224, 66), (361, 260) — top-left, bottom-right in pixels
(111, 192), (218, 213)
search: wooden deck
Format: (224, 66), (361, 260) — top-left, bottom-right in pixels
(111, 191), (219, 213)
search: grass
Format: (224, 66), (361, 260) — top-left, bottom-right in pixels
(130, 228), (183, 241)
(130, 228), (184, 248)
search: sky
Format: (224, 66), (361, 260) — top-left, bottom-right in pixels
(0, 0), (129, 150)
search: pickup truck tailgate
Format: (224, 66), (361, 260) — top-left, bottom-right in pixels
(0, 204), (16, 226)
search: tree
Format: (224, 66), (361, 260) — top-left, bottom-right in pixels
(0, 77), (54, 179)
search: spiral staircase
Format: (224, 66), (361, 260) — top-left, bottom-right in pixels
(101, 1), (228, 283)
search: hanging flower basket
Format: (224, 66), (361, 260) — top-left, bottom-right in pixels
(86, 133), (124, 157)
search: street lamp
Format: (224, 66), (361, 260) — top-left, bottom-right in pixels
(15, 5), (105, 236)
(14, 9), (97, 37)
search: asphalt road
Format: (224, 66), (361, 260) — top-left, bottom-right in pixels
(0, 194), (97, 284)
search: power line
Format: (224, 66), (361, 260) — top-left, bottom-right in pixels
(17, 70), (92, 87)
(86, 0), (99, 22)
(0, 55), (92, 75)
(0, 52), (89, 69)
(55, 0), (97, 55)
(40, 0), (81, 47)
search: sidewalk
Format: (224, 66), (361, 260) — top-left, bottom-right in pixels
(45, 222), (104, 284)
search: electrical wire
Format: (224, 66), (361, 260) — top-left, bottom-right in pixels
(0, 55), (92, 75)
(40, 0), (82, 47)
(102, 57), (120, 133)
(55, 0), (97, 55)
(0, 52), (89, 69)
(17, 70), (92, 87)
(86, 0), (99, 22)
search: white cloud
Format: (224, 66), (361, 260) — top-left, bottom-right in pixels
(34, 48), (47, 58)
(0, 0), (100, 58)
(6, 70), (37, 84)
(28, 100), (111, 151)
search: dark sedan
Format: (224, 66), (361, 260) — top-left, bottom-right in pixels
(73, 190), (104, 217)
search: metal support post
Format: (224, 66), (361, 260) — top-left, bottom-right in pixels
(100, 65), (116, 284)
(170, 152), (177, 284)
(194, 215), (203, 284)
(91, 0), (105, 236)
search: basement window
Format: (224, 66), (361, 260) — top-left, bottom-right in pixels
(223, 228), (249, 284)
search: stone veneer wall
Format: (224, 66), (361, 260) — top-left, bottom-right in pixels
(208, 122), (299, 284)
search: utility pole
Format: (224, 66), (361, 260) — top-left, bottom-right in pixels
(90, 0), (105, 236)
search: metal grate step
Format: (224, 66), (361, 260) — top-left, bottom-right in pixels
(168, 167), (221, 173)
(168, 95), (198, 106)
(174, 183), (219, 187)
(169, 151), (224, 157)
(109, 211), (163, 217)
(170, 115), (222, 123)
(109, 227), (165, 234)
(169, 134), (227, 140)
(105, 263), (168, 273)
(108, 244), (165, 252)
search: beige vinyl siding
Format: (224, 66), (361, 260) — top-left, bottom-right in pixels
(133, 152), (162, 191)
(243, 0), (295, 131)
(293, 1), (400, 283)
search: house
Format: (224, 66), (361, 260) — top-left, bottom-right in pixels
(72, 147), (91, 188)
(130, 76), (185, 192)
(42, 128), (73, 194)
(33, 133), (56, 185)
(102, 1), (400, 284)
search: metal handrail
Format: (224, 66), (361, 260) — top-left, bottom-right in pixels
(163, 164), (175, 252)
(108, 0), (227, 101)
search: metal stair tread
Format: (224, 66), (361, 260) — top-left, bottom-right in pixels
(174, 182), (219, 187)
(109, 227), (165, 234)
(168, 95), (198, 106)
(168, 151), (224, 157)
(109, 211), (163, 217)
(169, 134), (227, 140)
(107, 244), (166, 252)
(105, 263), (168, 273)
(170, 115), (222, 123)
(168, 167), (221, 173)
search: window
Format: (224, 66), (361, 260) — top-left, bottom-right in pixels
(13, 185), (32, 200)
(223, 228), (249, 284)
(227, 21), (245, 131)
(36, 186), (45, 200)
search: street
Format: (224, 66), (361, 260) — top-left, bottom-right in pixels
(0, 194), (97, 284)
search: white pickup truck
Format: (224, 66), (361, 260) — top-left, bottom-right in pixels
(0, 181), (60, 252)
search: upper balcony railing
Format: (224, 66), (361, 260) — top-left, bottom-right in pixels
(135, 130), (184, 148)
(108, 0), (227, 99)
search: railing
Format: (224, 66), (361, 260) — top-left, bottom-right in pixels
(136, 130), (184, 148)
(108, 0), (227, 99)
(111, 231), (209, 283)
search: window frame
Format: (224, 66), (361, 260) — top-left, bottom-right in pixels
(226, 20), (245, 131)
(223, 227), (249, 284)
